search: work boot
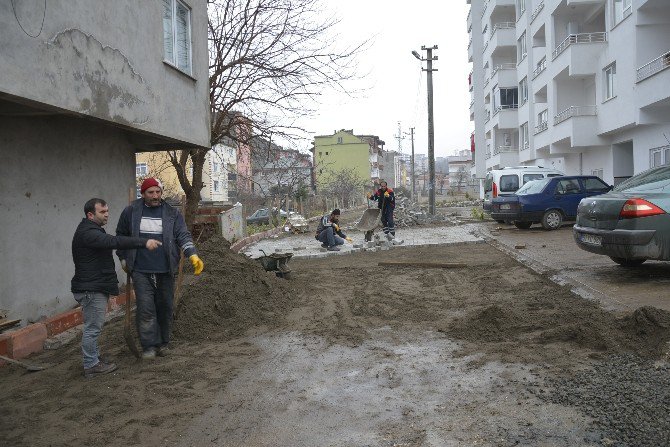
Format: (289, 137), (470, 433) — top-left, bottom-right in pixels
(83, 361), (117, 378)
(142, 348), (157, 360)
(321, 243), (328, 248)
(327, 246), (340, 252)
(157, 345), (170, 357)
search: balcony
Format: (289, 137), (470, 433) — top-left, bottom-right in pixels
(636, 51), (670, 111)
(484, 109), (491, 123)
(481, 0), (490, 18)
(553, 105), (600, 147)
(484, 23), (516, 57)
(493, 145), (518, 155)
(490, 104), (518, 129)
(534, 121), (548, 135)
(487, 145), (519, 168)
(491, 63), (517, 86)
(554, 105), (596, 125)
(532, 57), (547, 79)
(530, 0), (544, 22)
(636, 50), (670, 83)
(468, 39), (474, 62)
(552, 32), (607, 61)
(467, 8), (472, 31)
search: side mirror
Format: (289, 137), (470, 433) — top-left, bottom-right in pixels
(608, 185), (613, 191)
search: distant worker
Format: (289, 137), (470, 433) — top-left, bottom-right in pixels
(368, 180), (396, 239)
(72, 198), (162, 378)
(116, 178), (204, 359)
(315, 208), (352, 251)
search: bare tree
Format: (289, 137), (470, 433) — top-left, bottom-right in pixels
(324, 167), (368, 207)
(168, 0), (365, 227)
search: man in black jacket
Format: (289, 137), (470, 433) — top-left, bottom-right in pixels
(72, 198), (161, 378)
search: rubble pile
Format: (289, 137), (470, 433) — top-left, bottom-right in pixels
(393, 192), (446, 227)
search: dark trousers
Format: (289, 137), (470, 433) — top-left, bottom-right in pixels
(381, 208), (395, 236)
(131, 272), (174, 350)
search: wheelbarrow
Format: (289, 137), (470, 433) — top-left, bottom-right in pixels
(357, 208), (381, 242)
(257, 250), (293, 279)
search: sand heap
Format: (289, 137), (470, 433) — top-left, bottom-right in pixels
(173, 235), (297, 341)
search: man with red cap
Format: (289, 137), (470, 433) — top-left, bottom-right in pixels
(116, 178), (204, 359)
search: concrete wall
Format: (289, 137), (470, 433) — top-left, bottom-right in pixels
(0, 116), (136, 323)
(0, 0), (209, 148)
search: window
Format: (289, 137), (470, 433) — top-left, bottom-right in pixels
(555, 179), (582, 195)
(213, 180), (220, 192)
(519, 77), (528, 105)
(163, 0), (192, 74)
(612, 0), (632, 26)
(604, 63), (616, 100)
(583, 177), (610, 192)
(212, 161), (220, 173)
(523, 173), (544, 184)
(516, 0), (526, 17)
(499, 175), (520, 192)
(591, 168), (604, 179)
(520, 122), (529, 149)
(337, 137), (343, 144)
(498, 87), (518, 109)
(538, 109), (548, 125)
(517, 32), (527, 61)
(136, 162), (148, 176)
(650, 146), (670, 168)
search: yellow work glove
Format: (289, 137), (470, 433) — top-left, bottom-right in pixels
(384, 191), (390, 198)
(189, 254), (204, 275)
(367, 193), (372, 199)
(334, 224), (340, 232)
(345, 237), (353, 243)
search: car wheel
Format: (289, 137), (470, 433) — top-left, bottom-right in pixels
(609, 257), (647, 267)
(514, 221), (532, 230)
(541, 210), (563, 230)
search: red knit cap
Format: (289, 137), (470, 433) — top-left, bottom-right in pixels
(140, 178), (163, 194)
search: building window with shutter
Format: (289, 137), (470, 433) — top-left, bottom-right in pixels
(163, 0), (192, 75)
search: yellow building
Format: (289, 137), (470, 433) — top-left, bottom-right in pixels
(312, 129), (384, 191)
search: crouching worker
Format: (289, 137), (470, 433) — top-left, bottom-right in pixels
(72, 198), (162, 378)
(315, 208), (352, 251)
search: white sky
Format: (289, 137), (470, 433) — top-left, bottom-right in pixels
(295, 0), (473, 158)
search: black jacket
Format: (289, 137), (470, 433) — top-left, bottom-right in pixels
(71, 218), (148, 295)
(116, 199), (197, 274)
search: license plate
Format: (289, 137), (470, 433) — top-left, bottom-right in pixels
(500, 204), (511, 210)
(580, 234), (602, 246)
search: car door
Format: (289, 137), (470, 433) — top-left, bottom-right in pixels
(553, 178), (585, 218)
(581, 177), (611, 198)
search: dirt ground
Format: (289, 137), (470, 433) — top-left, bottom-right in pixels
(1, 234), (669, 446)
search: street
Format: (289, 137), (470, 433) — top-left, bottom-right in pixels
(1, 217), (669, 446)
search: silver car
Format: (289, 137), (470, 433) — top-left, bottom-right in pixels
(573, 166), (670, 266)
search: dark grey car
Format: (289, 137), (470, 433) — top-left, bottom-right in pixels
(573, 166), (670, 266)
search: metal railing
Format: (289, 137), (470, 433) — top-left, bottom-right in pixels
(468, 37), (473, 49)
(484, 110), (491, 123)
(553, 105), (597, 125)
(493, 145), (518, 155)
(470, 99), (475, 107)
(552, 32), (607, 60)
(484, 77), (490, 87)
(483, 40), (489, 53)
(636, 50), (670, 83)
(493, 104), (519, 115)
(492, 22), (516, 35)
(530, 0), (544, 22)
(524, 141), (530, 150)
(532, 57), (547, 79)
(534, 121), (548, 135)
(491, 63), (517, 77)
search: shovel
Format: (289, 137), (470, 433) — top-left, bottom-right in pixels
(124, 272), (141, 359)
(0, 354), (48, 372)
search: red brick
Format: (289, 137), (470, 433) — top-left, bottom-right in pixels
(0, 334), (9, 357)
(8, 323), (48, 359)
(43, 308), (83, 337)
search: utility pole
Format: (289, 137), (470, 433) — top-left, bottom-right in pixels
(412, 45), (438, 215)
(406, 127), (416, 201)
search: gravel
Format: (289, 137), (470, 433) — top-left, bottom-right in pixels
(529, 354), (670, 446)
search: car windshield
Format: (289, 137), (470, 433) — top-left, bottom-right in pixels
(516, 178), (550, 195)
(614, 166), (670, 192)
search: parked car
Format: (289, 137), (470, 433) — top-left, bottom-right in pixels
(246, 208), (289, 225)
(573, 166), (670, 266)
(490, 175), (612, 230)
(483, 166), (564, 218)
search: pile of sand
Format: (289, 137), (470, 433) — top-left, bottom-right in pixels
(173, 236), (297, 341)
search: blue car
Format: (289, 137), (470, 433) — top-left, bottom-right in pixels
(490, 175), (612, 230)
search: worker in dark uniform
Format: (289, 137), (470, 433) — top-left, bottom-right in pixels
(368, 181), (396, 240)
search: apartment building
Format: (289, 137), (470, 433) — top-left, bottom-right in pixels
(467, 0), (670, 191)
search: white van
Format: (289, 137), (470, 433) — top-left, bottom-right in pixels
(483, 166), (564, 216)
